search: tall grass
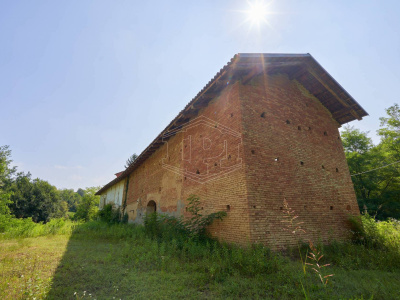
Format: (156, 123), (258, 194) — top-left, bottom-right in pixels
(1, 212), (400, 299)
(320, 214), (400, 272)
(1, 218), (77, 239)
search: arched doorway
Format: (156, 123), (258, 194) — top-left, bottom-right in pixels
(146, 200), (156, 214)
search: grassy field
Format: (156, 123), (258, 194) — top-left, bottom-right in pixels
(1, 220), (399, 299)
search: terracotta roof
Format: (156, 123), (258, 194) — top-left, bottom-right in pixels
(95, 53), (368, 195)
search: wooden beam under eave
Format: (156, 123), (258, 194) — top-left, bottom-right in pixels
(331, 105), (359, 119)
(306, 68), (362, 121)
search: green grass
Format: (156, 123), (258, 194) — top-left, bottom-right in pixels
(1, 220), (399, 299)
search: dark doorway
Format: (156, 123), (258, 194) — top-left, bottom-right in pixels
(146, 200), (156, 214)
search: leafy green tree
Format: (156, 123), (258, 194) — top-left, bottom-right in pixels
(9, 173), (63, 222)
(0, 145), (16, 191)
(0, 146), (14, 231)
(73, 187), (100, 221)
(342, 111), (400, 220)
(76, 188), (85, 197)
(59, 189), (82, 212)
(378, 103), (400, 159)
(125, 153), (138, 169)
(342, 126), (382, 200)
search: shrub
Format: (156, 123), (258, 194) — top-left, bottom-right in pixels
(350, 213), (400, 251)
(184, 194), (227, 237)
(98, 203), (127, 224)
(143, 194), (227, 243)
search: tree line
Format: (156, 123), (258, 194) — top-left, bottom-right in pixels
(0, 145), (99, 226)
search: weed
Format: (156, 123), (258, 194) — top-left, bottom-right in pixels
(97, 203), (128, 224)
(306, 241), (334, 286)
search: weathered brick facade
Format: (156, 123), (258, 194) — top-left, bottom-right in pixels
(97, 53), (368, 248)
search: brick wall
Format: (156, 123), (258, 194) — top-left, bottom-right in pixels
(239, 73), (359, 248)
(120, 71), (359, 249)
(125, 82), (252, 245)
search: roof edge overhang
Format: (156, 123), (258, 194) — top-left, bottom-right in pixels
(96, 53), (368, 195)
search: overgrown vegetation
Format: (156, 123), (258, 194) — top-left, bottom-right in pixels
(1, 215), (399, 299)
(144, 194), (227, 243)
(98, 203), (128, 224)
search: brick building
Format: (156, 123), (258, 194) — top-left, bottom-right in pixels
(96, 53), (368, 248)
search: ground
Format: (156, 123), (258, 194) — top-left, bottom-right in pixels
(1, 223), (399, 299)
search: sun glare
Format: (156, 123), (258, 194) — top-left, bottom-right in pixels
(244, 0), (272, 29)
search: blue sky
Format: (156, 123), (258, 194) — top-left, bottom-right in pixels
(1, 0), (399, 190)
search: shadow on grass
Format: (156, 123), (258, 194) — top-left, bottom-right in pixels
(45, 221), (223, 299)
(45, 221), (400, 300)
(45, 221), (292, 299)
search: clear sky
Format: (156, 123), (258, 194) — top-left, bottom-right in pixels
(1, 0), (399, 191)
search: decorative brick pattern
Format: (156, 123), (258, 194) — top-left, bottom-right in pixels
(110, 71), (358, 249)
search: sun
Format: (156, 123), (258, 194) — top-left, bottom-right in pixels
(244, 1), (272, 28)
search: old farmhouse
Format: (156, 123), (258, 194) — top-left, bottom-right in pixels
(96, 53), (368, 248)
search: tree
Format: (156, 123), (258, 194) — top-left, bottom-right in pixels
(76, 188), (85, 197)
(59, 189), (82, 212)
(9, 173), (64, 222)
(342, 111), (400, 220)
(73, 187), (100, 221)
(0, 146), (14, 232)
(0, 145), (16, 191)
(378, 103), (400, 159)
(125, 153), (138, 169)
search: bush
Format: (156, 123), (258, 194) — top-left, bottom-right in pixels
(143, 194), (227, 244)
(97, 203), (128, 224)
(350, 213), (400, 250)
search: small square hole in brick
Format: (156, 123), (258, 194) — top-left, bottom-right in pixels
(336, 168), (339, 172)
(298, 126), (301, 130)
(330, 206), (334, 210)
(322, 165), (325, 169)
(251, 150), (255, 155)
(308, 127), (312, 130)
(300, 161), (304, 166)
(226, 205), (230, 212)
(253, 205), (256, 209)
(260, 112), (266, 118)
(280, 207), (283, 210)
(196, 169), (200, 174)
(346, 205), (351, 211)
(324, 131), (328, 136)
(286, 120), (290, 124)
(214, 162), (217, 167)
(184, 176), (187, 180)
